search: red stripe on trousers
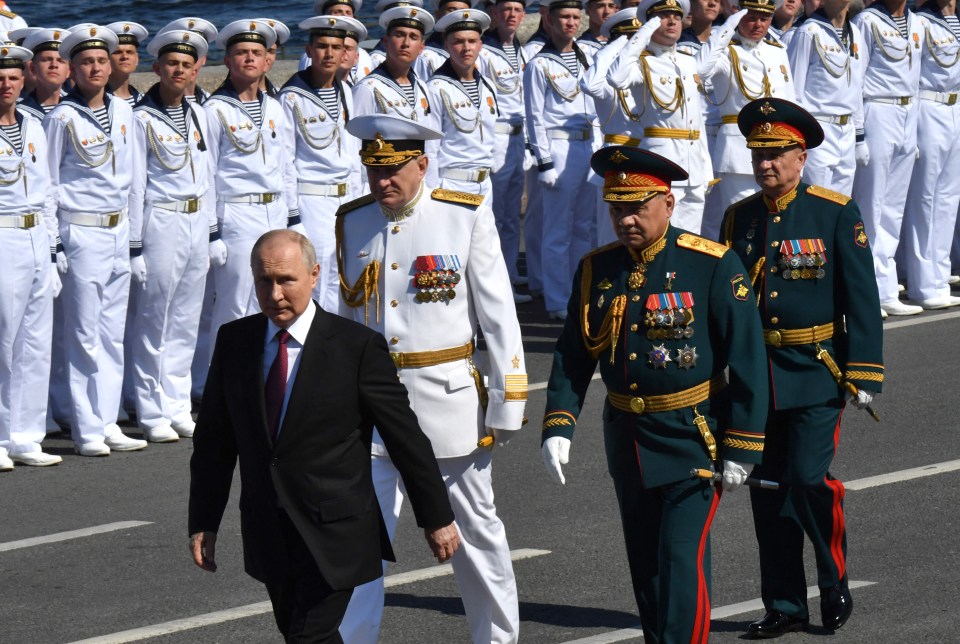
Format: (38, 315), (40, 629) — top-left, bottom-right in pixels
(826, 408), (846, 581)
(691, 489), (722, 644)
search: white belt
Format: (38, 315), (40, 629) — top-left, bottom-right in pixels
(919, 89), (959, 106)
(547, 128), (593, 141)
(867, 96), (913, 106)
(62, 210), (126, 228)
(495, 122), (523, 135)
(298, 181), (349, 197)
(153, 197), (203, 214)
(223, 192), (281, 205)
(440, 167), (490, 183)
(816, 114), (852, 125)
(0, 212), (40, 229)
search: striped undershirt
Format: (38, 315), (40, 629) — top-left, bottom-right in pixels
(122, 95), (137, 108)
(502, 42), (520, 73)
(243, 100), (262, 127)
(92, 105), (110, 134)
(462, 79), (480, 109)
(41, 104), (56, 114)
(560, 50), (580, 76)
(166, 104), (187, 137)
(400, 82), (416, 107)
(0, 124), (21, 154)
(315, 86), (340, 121)
(946, 15), (960, 40)
(892, 15), (908, 39)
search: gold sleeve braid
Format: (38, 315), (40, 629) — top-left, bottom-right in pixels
(335, 214), (381, 326)
(579, 257), (627, 365)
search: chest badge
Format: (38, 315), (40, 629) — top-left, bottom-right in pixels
(648, 344), (673, 368)
(413, 254), (462, 302)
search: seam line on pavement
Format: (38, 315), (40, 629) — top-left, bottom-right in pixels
(0, 521), (153, 553)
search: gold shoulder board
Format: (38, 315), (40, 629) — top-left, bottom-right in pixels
(765, 36), (784, 48)
(806, 184), (852, 206)
(583, 240), (622, 260)
(336, 193), (375, 217)
(676, 233), (728, 259)
(0, 10), (16, 18)
(431, 188), (485, 208)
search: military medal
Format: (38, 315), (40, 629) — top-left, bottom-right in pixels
(28, 142), (35, 163)
(648, 344), (672, 368)
(664, 272), (675, 290)
(644, 292), (695, 343)
(779, 239), (827, 280)
(269, 119), (277, 139)
(413, 255), (462, 303)
(676, 345), (698, 370)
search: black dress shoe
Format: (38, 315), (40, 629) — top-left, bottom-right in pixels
(821, 583), (853, 630)
(747, 610), (809, 638)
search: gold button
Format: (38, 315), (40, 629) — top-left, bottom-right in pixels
(630, 323), (639, 332)
(391, 262), (399, 270)
(771, 266), (778, 274)
(629, 397), (645, 413)
(770, 316), (779, 324)
(771, 241), (778, 248)
(390, 299), (398, 307)
(629, 352), (637, 361)
(773, 216), (781, 223)
(392, 225), (400, 233)
(629, 383), (638, 391)
(390, 336), (399, 345)
(631, 294), (640, 302)
(770, 291), (778, 298)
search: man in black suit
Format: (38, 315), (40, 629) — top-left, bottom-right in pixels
(188, 230), (460, 642)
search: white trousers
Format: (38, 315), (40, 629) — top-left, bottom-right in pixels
(131, 205), (209, 429)
(209, 200), (286, 363)
(541, 138), (596, 313)
(804, 120), (856, 196)
(852, 101), (919, 303)
(704, 174), (756, 242)
(523, 167), (544, 292)
(340, 451), (519, 644)
(190, 272), (215, 400)
(491, 132), (526, 284)
(0, 224), (53, 454)
(903, 100), (960, 302)
(671, 184), (706, 235)
(298, 192), (347, 313)
(59, 218), (131, 445)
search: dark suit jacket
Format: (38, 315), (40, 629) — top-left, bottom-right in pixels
(188, 303), (454, 590)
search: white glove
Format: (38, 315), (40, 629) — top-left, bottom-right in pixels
(637, 15), (662, 39)
(724, 8), (749, 31)
(56, 251), (69, 275)
(721, 459), (749, 492)
(130, 255), (147, 287)
(51, 270), (62, 298)
(492, 427), (515, 448)
(539, 168), (559, 188)
(541, 436), (571, 485)
(855, 141), (870, 166)
(523, 149), (535, 172)
(845, 389), (874, 410)
(209, 239), (228, 268)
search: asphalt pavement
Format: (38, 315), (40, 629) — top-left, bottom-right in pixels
(2, 303), (958, 644)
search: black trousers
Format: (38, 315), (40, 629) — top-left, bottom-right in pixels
(265, 511), (354, 643)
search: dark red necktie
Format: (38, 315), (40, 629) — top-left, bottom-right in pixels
(264, 329), (290, 440)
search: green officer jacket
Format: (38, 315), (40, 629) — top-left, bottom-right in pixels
(720, 182), (884, 409)
(542, 225), (769, 488)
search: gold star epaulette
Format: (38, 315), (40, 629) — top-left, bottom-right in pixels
(336, 194), (375, 216)
(676, 233), (728, 259)
(806, 184), (852, 206)
(431, 188), (485, 208)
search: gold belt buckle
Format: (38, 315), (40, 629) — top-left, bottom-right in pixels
(687, 130), (696, 140)
(766, 329), (783, 348)
(629, 397), (646, 414)
(337, 183), (347, 197)
(105, 212), (120, 227)
(391, 352), (403, 368)
(185, 198), (199, 213)
(948, 93), (958, 106)
(477, 169), (488, 182)
(22, 213), (36, 228)
(838, 115), (849, 125)
(898, 97), (910, 106)
(262, 193), (276, 204)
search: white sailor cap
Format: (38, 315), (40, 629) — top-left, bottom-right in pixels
(67, 23), (98, 33)
(374, 0), (425, 13)
(435, 9), (491, 35)
(9, 26), (40, 46)
(216, 19), (278, 50)
(299, 16), (368, 42)
(601, 8), (641, 38)
(257, 18), (291, 45)
(61, 25), (120, 58)
(147, 29), (209, 60)
(313, 0), (363, 14)
(636, 0), (690, 20)
(106, 22), (149, 47)
(158, 18), (218, 45)
(379, 5), (435, 34)
(346, 113), (442, 166)
(0, 44), (32, 68)
(21, 28), (70, 54)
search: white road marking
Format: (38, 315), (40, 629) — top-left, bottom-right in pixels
(0, 521), (152, 553)
(845, 459), (960, 491)
(66, 548), (551, 643)
(883, 309), (960, 329)
(559, 581), (877, 644)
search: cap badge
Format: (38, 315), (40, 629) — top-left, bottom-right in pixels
(90, 28), (97, 36)
(0, 48), (7, 56)
(411, 9), (418, 16)
(183, 33), (191, 41)
(249, 22), (257, 31)
(53, 31), (61, 39)
(760, 101), (776, 115)
(329, 18), (337, 25)
(123, 24), (131, 32)
(610, 149), (629, 164)
(188, 20), (196, 28)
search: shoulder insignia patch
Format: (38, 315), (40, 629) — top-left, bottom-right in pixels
(730, 274), (750, 301)
(336, 193), (375, 216)
(806, 184), (851, 206)
(854, 221), (868, 248)
(431, 188), (485, 207)
(677, 233), (728, 259)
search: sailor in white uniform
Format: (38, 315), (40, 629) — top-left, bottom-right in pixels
(45, 26), (147, 456)
(297, 0), (375, 87)
(105, 22), (148, 106)
(337, 113), (526, 644)
(368, 0), (428, 70)
(156, 18), (219, 105)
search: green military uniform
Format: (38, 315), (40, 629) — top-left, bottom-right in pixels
(720, 98), (884, 631)
(543, 147), (768, 644)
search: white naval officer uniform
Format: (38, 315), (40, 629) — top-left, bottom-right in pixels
(127, 86), (217, 435)
(0, 108), (58, 461)
(44, 88), (136, 449)
(279, 72), (359, 311)
(520, 29), (550, 296)
(479, 30), (528, 285)
(852, 4), (922, 306)
(902, 6), (960, 306)
(787, 11), (868, 196)
(415, 32), (450, 79)
(336, 187), (527, 643)
(524, 41), (598, 314)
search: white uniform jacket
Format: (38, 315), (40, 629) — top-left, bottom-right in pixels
(853, 5), (923, 100)
(336, 187), (527, 457)
(1, 111), (57, 251)
(581, 35), (643, 144)
(915, 7), (960, 95)
(128, 86), (217, 254)
(415, 35), (450, 79)
(523, 42), (596, 172)
(352, 65), (438, 127)
(299, 48), (375, 85)
(576, 31), (605, 66)
(479, 33), (527, 126)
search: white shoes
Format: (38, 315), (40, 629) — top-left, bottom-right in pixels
(915, 296), (960, 310)
(0, 451), (13, 471)
(949, 275), (960, 286)
(171, 419), (196, 438)
(880, 300), (922, 316)
(104, 425), (148, 452)
(881, 308), (888, 319)
(142, 424), (180, 443)
(897, 283), (906, 293)
(75, 442), (111, 457)
(10, 451), (62, 467)
(548, 309), (568, 321)
(513, 291), (533, 304)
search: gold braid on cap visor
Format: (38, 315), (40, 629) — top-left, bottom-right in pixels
(746, 121), (806, 149)
(360, 135), (423, 166)
(740, 0), (777, 13)
(602, 172), (671, 202)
